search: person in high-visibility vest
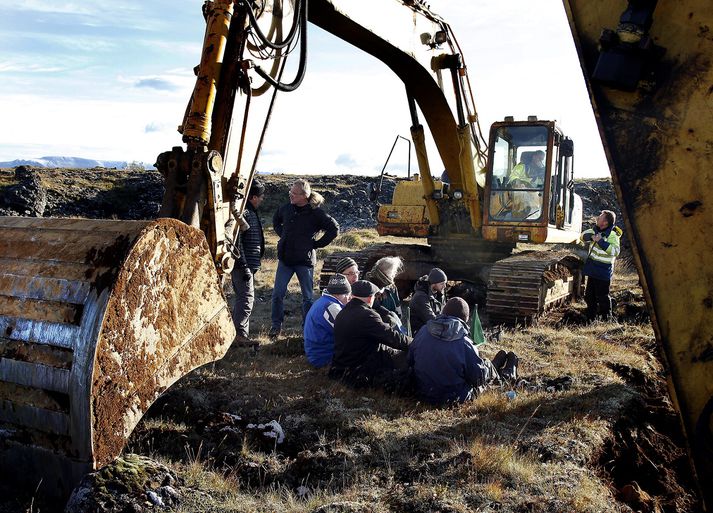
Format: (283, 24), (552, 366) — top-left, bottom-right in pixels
(580, 210), (622, 321)
(507, 154), (533, 187)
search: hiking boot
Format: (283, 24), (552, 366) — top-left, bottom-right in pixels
(269, 327), (281, 340)
(500, 351), (519, 381)
(491, 350), (508, 370)
(233, 334), (257, 348)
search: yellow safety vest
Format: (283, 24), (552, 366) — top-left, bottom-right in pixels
(581, 227), (621, 265)
(508, 163), (532, 185)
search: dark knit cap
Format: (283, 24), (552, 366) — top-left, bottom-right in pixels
(335, 257), (358, 274)
(428, 267), (447, 284)
(351, 280), (380, 298)
(249, 179), (265, 198)
(442, 297), (469, 323)
(326, 274), (351, 295)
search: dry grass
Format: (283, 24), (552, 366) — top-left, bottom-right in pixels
(120, 235), (692, 513)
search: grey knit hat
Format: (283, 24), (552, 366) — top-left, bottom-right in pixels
(351, 280), (380, 298)
(428, 267), (447, 284)
(335, 257), (358, 274)
(442, 297), (469, 323)
(326, 274), (351, 295)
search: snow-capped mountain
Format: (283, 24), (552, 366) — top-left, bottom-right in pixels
(0, 156), (150, 169)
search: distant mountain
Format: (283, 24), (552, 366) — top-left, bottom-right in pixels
(0, 156), (152, 169)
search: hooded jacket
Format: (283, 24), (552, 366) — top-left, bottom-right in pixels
(408, 315), (491, 404)
(409, 276), (445, 335)
(273, 202), (339, 267)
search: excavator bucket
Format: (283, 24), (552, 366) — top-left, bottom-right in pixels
(0, 217), (235, 497)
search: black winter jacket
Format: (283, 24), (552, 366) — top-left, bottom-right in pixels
(409, 276), (446, 335)
(332, 299), (411, 374)
(273, 203), (339, 267)
(237, 202), (265, 271)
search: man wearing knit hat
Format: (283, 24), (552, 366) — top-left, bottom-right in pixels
(330, 280), (412, 388)
(409, 267), (448, 335)
(231, 179), (266, 347)
(335, 256), (360, 285)
(408, 297), (505, 405)
(303, 274), (351, 368)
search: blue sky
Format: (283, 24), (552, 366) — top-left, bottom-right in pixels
(0, 0), (609, 177)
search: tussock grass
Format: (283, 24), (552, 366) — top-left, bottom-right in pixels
(124, 263), (688, 513)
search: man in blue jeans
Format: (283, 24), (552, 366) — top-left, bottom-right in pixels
(271, 179), (339, 339)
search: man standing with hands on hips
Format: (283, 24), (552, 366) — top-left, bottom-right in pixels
(271, 179), (339, 339)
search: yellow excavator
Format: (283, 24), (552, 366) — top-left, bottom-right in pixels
(0, 0), (710, 507)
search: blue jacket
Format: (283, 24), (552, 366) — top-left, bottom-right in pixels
(304, 294), (343, 368)
(408, 315), (490, 404)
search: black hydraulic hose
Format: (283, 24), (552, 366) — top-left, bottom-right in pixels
(242, 0), (301, 50)
(253, 0), (308, 92)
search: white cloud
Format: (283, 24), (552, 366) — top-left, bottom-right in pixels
(0, 0), (609, 179)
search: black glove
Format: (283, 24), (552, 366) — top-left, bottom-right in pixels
(242, 268), (252, 282)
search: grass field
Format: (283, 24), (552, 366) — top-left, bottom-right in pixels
(117, 230), (696, 512)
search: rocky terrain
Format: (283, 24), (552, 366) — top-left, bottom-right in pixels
(0, 166), (700, 513)
(0, 166), (615, 232)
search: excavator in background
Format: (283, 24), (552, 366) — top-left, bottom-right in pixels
(322, 115), (584, 324)
(0, 0), (710, 507)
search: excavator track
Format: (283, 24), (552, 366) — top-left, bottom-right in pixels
(486, 250), (582, 325)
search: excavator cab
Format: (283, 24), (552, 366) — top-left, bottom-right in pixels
(481, 118), (582, 245)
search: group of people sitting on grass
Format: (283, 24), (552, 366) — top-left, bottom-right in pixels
(230, 178), (518, 405)
(303, 256), (519, 405)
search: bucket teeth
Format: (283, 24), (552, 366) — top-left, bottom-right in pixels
(0, 217), (235, 498)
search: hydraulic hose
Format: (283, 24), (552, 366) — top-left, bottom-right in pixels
(253, 0), (308, 92)
(242, 0), (302, 50)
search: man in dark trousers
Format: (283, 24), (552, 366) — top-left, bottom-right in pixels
(231, 180), (266, 346)
(271, 179), (339, 338)
(330, 280), (412, 389)
(580, 209), (622, 321)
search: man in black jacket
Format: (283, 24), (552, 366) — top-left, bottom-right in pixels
(231, 180), (266, 346)
(409, 267), (447, 335)
(271, 179), (339, 338)
(330, 280), (412, 388)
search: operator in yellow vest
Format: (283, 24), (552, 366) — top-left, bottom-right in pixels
(580, 210), (622, 321)
(507, 154), (532, 188)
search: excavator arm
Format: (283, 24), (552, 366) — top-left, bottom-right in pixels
(0, 0), (491, 498)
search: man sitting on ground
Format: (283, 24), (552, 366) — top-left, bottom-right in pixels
(303, 274), (351, 368)
(330, 280), (412, 388)
(335, 256), (360, 285)
(408, 297), (518, 405)
(366, 256), (406, 334)
(409, 267), (447, 335)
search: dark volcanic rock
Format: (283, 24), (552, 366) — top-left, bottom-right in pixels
(0, 166), (47, 216)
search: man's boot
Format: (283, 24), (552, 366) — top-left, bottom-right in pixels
(500, 352), (519, 381)
(491, 350), (508, 370)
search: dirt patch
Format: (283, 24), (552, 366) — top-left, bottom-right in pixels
(598, 363), (700, 512)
